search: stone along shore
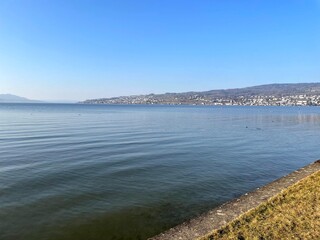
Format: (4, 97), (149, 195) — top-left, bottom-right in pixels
(150, 160), (320, 240)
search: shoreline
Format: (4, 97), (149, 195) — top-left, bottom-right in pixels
(150, 160), (320, 240)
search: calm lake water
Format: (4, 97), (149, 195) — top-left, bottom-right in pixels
(1, 103), (320, 240)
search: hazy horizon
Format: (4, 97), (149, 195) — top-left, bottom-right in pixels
(2, 82), (320, 103)
(1, 1), (319, 101)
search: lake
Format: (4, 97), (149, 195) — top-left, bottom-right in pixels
(1, 103), (319, 240)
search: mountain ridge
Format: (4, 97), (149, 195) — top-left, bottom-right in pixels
(0, 94), (42, 103)
(81, 83), (320, 106)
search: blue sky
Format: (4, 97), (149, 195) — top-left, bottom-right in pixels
(0, 0), (319, 101)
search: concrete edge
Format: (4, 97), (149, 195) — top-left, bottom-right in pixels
(150, 160), (320, 240)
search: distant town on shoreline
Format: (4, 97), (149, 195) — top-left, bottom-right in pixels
(82, 83), (320, 106)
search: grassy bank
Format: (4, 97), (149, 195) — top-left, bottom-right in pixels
(201, 170), (320, 240)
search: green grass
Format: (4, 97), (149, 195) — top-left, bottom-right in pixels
(201, 170), (320, 240)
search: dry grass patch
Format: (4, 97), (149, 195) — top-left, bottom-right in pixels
(201, 170), (320, 240)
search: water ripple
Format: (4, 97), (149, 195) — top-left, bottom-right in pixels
(1, 103), (320, 240)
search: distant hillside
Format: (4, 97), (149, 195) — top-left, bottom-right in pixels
(202, 83), (320, 98)
(0, 94), (42, 103)
(81, 83), (320, 106)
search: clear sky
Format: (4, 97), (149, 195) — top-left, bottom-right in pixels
(0, 0), (319, 101)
